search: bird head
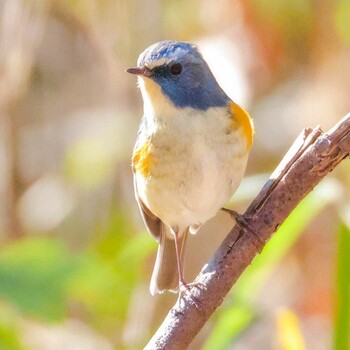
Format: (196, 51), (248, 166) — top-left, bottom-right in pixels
(127, 41), (229, 114)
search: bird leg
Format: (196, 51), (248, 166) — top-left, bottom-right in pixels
(172, 227), (203, 306)
(172, 227), (187, 288)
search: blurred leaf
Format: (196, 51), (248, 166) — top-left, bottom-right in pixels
(164, 0), (202, 38)
(94, 209), (156, 285)
(68, 233), (155, 320)
(205, 179), (340, 348)
(0, 302), (24, 350)
(277, 308), (306, 350)
(0, 326), (23, 350)
(250, 0), (312, 33)
(67, 252), (123, 322)
(202, 304), (254, 350)
(333, 220), (350, 350)
(67, 209), (156, 330)
(64, 137), (118, 188)
(0, 238), (75, 321)
(118, 230), (156, 266)
(334, 0), (350, 44)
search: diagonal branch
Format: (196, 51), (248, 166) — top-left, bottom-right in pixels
(145, 113), (350, 350)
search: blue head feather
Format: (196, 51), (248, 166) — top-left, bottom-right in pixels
(137, 41), (229, 110)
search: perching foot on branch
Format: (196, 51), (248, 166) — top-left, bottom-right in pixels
(221, 208), (264, 252)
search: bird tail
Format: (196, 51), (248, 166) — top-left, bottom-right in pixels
(150, 227), (188, 295)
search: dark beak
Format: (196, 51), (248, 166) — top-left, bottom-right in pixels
(126, 67), (145, 75)
(126, 66), (153, 77)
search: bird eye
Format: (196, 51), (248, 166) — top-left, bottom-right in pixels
(170, 63), (182, 75)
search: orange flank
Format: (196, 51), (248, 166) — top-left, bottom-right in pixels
(132, 140), (152, 177)
(229, 102), (254, 150)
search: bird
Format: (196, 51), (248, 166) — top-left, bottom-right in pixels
(127, 40), (254, 296)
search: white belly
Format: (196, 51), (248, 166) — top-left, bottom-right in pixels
(135, 107), (248, 232)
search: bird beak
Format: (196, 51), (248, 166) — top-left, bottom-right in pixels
(126, 67), (145, 75)
(126, 66), (153, 77)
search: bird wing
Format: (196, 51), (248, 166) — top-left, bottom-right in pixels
(132, 124), (163, 241)
(133, 176), (163, 242)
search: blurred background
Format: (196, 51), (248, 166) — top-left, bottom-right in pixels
(0, 0), (349, 349)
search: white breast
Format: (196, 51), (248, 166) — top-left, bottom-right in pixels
(135, 100), (248, 233)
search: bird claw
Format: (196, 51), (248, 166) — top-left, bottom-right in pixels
(222, 208), (264, 252)
(178, 280), (204, 308)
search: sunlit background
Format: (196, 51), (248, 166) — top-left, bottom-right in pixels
(0, 0), (349, 349)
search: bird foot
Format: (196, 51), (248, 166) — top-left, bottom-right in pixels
(221, 208), (264, 252)
(178, 279), (205, 308)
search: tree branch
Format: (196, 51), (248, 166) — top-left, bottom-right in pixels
(144, 114), (350, 350)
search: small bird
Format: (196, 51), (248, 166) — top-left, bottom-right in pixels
(127, 40), (253, 295)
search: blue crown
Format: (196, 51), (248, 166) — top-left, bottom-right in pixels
(138, 41), (201, 67)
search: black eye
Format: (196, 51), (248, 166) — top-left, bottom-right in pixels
(170, 63), (182, 75)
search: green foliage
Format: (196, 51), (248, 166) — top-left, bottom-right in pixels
(67, 209), (156, 330)
(204, 179), (339, 349)
(0, 238), (75, 321)
(64, 136), (120, 188)
(334, 0), (350, 44)
(334, 221), (350, 350)
(0, 210), (156, 335)
(0, 303), (24, 350)
(250, 0), (312, 34)
(163, 0), (203, 38)
(203, 304), (254, 350)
